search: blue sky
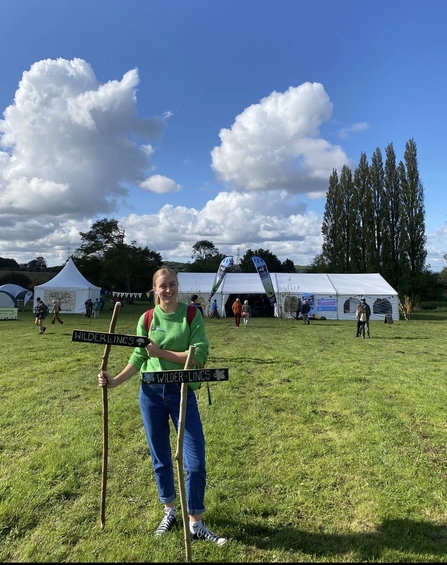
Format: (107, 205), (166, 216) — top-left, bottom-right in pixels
(1, 0), (446, 271)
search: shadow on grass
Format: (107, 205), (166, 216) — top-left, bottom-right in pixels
(375, 336), (432, 340)
(227, 518), (447, 560)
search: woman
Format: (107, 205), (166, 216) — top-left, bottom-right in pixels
(98, 267), (226, 546)
(34, 297), (48, 334)
(355, 301), (367, 338)
(241, 300), (252, 327)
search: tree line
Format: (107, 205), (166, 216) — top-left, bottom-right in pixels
(0, 221), (297, 294)
(314, 138), (433, 300)
(1, 136), (446, 302)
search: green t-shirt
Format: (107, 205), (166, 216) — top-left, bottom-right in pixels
(128, 303), (209, 382)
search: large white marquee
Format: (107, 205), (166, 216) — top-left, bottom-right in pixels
(177, 272), (399, 321)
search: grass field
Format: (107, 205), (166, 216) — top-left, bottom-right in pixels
(1, 304), (447, 563)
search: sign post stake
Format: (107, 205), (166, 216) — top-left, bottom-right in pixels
(175, 345), (195, 563)
(99, 301), (121, 529)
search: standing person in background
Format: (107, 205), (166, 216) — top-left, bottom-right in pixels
(50, 299), (64, 325)
(34, 297), (48, 334)
(232, 297), (243, 327)
(209, 299), (220, 319)
(355, 299), (370, 338)
(98, 267), (227, 546)
(190, 294), (204, 317)
(93, 298), (101, 318)
(85, 298), (93, 318)
(295, 297), (302, 320)
(361, 298), (371, 337)
(100, 295), (106, 312)
(301, 299), (310, 325)
(241, 300), (252, 327)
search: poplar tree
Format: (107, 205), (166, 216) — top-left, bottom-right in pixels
(382, 143), (401, 290)
(321, 169), (344, 271)
(353, 153), (375, 271)
(320, 138), (426, 292)
(398, 138), (427, 296)
(339, 164), (357, 271)
(369, 147), (386, 271)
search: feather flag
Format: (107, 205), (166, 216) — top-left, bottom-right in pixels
(210, 256), (233, 300)
(252, 256), (277, 305)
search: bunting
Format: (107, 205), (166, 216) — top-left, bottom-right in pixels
(112, 292), (143, 298)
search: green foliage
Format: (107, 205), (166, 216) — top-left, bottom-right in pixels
(240, 248), (282, 273)
(185, 241), (225, 273)
(73, 219), (162, 293)
(0, 271), (33, 289)
(1, 307), (447, 562)
(102, 242), (163, 293)
(321, 169), (337, 270)
(398, 139), (427, 298)
(308, 252), (329, 273)
(417, 301), (447, 310)
(321, 139), (429, 300)
(381, 142), (401, 290)
(191, 240), (220, 261)
(0, 257), (20, 269)
(26, 256), (47, 271)
(282, 258), (296, 272)
(77, 218), (125, 259)
(369, 147), (386, 272)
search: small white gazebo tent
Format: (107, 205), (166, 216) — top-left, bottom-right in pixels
(33, 258), (101, 314)
(0, 284), (33, 308)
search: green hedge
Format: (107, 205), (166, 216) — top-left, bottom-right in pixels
(418, 301), (447, 310)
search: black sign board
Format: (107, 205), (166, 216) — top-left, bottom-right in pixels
(72, 329), (150, 348)
(141, 367), (229, 385)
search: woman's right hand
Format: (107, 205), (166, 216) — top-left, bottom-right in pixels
(98, 370), (117, 388)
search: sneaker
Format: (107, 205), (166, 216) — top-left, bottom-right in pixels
(155, 509), (176, 536)
(42, 327), (47, 334)
(190, 522), (227, 546)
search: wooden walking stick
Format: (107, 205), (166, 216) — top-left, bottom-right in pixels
(174, 345), (196, 563)
(99, 301), (121, 530)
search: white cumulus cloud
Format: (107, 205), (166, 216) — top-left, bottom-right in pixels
(211, 82), (352, 195)
(0, 57), (163, 250)
(139, 175), (182, 194)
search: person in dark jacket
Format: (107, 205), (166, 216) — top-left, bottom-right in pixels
(301, 299), (310, 324)
(34, 297), (48, 334)
(295, 298), (302, 320)
(190, 294), (204, 317)
(355, 298), (371, 338)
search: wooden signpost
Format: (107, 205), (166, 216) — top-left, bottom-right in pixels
(97, 302), (121, 530)
(72, 329), (150, 348)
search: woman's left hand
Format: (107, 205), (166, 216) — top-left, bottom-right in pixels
(146, 339), (161, 358)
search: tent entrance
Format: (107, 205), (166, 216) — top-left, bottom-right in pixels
(224, 293), (274, 317)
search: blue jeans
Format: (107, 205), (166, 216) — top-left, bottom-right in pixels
(138, 383), (206, 516)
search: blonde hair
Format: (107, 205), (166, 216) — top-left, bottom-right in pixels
(152, 267), (178, 305)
